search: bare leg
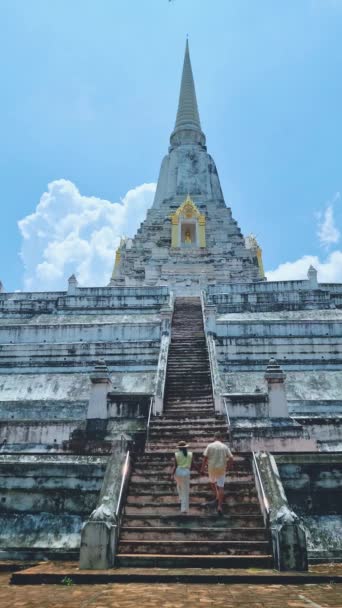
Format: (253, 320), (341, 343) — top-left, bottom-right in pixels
(217, 487), (224, 512)
(210, 482), (218, 500)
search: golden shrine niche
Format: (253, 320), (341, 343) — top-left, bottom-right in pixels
(170, 195), (206, 248)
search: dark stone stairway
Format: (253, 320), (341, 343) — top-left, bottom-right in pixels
(117, 297), (272, 568)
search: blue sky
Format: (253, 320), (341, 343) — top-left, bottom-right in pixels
(2, 0), (342, 290)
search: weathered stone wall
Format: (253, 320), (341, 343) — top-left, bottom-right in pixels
(0, 454), (108, 559)
(208, 281), (342, 450)
(0, 287), (170, 451)
(276, 454), (342, 562)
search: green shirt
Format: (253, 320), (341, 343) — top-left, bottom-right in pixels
(175, 450), (193, 468)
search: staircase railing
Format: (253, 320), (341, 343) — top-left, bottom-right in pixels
(223, 396), (231, 425)
(115, 450), (131, 520)
(145, 396), (154, 448)
(252, 451), (270, 527)
(154, 295), (174, 415)
(113, 449), (132, 561)
(200, 291), (223, 413)
(79, 441), (132, 570)
(252, 451), (308, 571)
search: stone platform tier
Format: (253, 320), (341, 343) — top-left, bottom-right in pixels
(10, 560), (342, 585)
(117, 297), (273, 568)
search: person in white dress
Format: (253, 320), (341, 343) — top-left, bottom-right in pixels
(171, 440), (193, 514)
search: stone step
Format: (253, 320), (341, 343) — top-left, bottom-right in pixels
(165, 394), (213, 400)
(152, 419), (221, 427)
(167, 362), (209, 367)
(165, 382), (211, 386)
(133, 463), (250, 474)
(132, 469), (251, 479)
(148, 432), (227, 440)
(138, 453), (249, 463)
(118, 540), (271, 555)
(126, 494), (258, 506)
(150, 417), (222, 424)
(124, 504), (260, 516)
(128, 487), (254, 500)
(165, 389), (213, 394)
(162, 409), (216, 416)
(164, 397), (213, 402)
(129, 472), (254, 483)
(130, 471), (252, 482)
(169, 343), (207, 346)
(135, 468), (249, 477)
(133, 458), (248, 468)
(165, 383), (212, 388)
(164, 402), (214, 407)
(165, 387), (212, 391)
(167, 354), (208, 359)
(150, 417), (224, 425)
(149, 422), (225, 429)
(166, 371), (210, 375)
(121, 514), (265, 529)
(167, 358), (209, 364)
(164, 396), (213, 401)
(127, 482), (256, 494)
(165, 378), (210, 381)
(116, 554), (273, 569)
(165, 396), (214, 407)
(163, 401), (214, 405)
(162, 413), (215, 418)
(146, 443), (220, 451)
(148, 429), (226, 438)
(135, 472), (251, 481)
(167, 356), (208, 360)
(120, 527), (268, 541)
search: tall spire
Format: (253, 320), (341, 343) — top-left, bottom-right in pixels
(170, 40), (206, 148)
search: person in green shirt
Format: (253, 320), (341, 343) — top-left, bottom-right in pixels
(171, 440), (193, 514)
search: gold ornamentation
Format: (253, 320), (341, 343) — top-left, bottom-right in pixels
(170, 195), (206, 248)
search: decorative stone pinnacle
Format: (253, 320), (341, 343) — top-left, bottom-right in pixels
(307, 265), (318, 288)
(90, 359), (111, 384)
(265, 358), (286, 383)
(170, 40), (206, 147)
(0, 281), (4, 293)
(95, 359), (109, 373)
(67, 274), (78, 295)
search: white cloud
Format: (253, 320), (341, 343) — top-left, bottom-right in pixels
(266, 250), (342, 283)
(316, 192), (340, 247)
(18, 179), (156, 291)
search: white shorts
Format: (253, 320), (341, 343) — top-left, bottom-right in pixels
(208, 471), (226, 488)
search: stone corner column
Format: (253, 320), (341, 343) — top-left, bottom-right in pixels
(79, 521), (117, 569)
(87, 359), (112, 420)
(67, 273), (79, 295)
(307, 265), (318, 289)
(0, 281), (5, 294)
(205, 304), (217, 335)
(264, 358), (289, 418)
(160, 308), (172, 336)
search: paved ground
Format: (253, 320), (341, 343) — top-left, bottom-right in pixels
(2, 572), (342, 608)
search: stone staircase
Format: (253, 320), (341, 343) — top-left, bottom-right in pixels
(117, 297), (273, 568)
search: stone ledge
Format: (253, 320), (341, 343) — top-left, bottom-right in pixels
(10, 560), (342, 585)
